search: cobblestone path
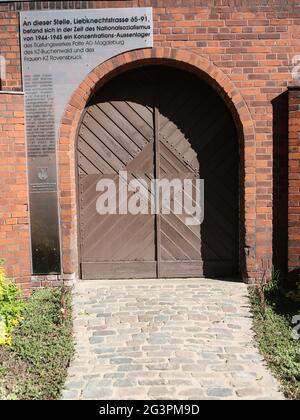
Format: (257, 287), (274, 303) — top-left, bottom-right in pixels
(62, 278), (283, 400)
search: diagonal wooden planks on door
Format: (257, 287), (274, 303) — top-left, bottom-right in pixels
(78, 70), (156, 279)
(77, 66), (239, 280)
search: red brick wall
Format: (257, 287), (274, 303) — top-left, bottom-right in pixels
(0, 0), (299, 288)
(0, 10), (22, 91)
(0, 93), (31, 294)
(288, 87), (300, 280)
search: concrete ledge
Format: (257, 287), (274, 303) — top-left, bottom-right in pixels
(76, 277), (244, 287)
(0, 91), (24, 95)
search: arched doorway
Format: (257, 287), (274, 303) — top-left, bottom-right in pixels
(76, 66), (239, 279)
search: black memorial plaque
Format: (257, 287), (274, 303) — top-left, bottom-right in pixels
(20, 7), (153, 275)
(24, 73), (61, 274)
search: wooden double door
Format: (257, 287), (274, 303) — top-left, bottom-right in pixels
(77, 66), (239, 279)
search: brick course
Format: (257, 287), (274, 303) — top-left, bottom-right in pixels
(288, 87), (300, 279)
(0, 0), (299, 289)
(0, 93), (31, 294)
(0, 11), (21, 91)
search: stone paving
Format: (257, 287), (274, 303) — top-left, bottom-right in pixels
(62, 278), (283, 400)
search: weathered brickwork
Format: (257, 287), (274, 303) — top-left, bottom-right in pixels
(0, 11), (22, 91)
(288, 87), (300, 279)
(0, 93), (31, 294)
(0, 0), (299, 289)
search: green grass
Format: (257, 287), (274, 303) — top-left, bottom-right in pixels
(250, 285), (300, 400)
(0, 287), (74, 400)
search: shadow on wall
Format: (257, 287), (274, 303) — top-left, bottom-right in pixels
(272, 92), (288, 278)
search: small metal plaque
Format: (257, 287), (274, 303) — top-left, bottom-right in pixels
(20, 7), (153, 274)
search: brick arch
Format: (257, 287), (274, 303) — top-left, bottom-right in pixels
(58, 47), (256, 281)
